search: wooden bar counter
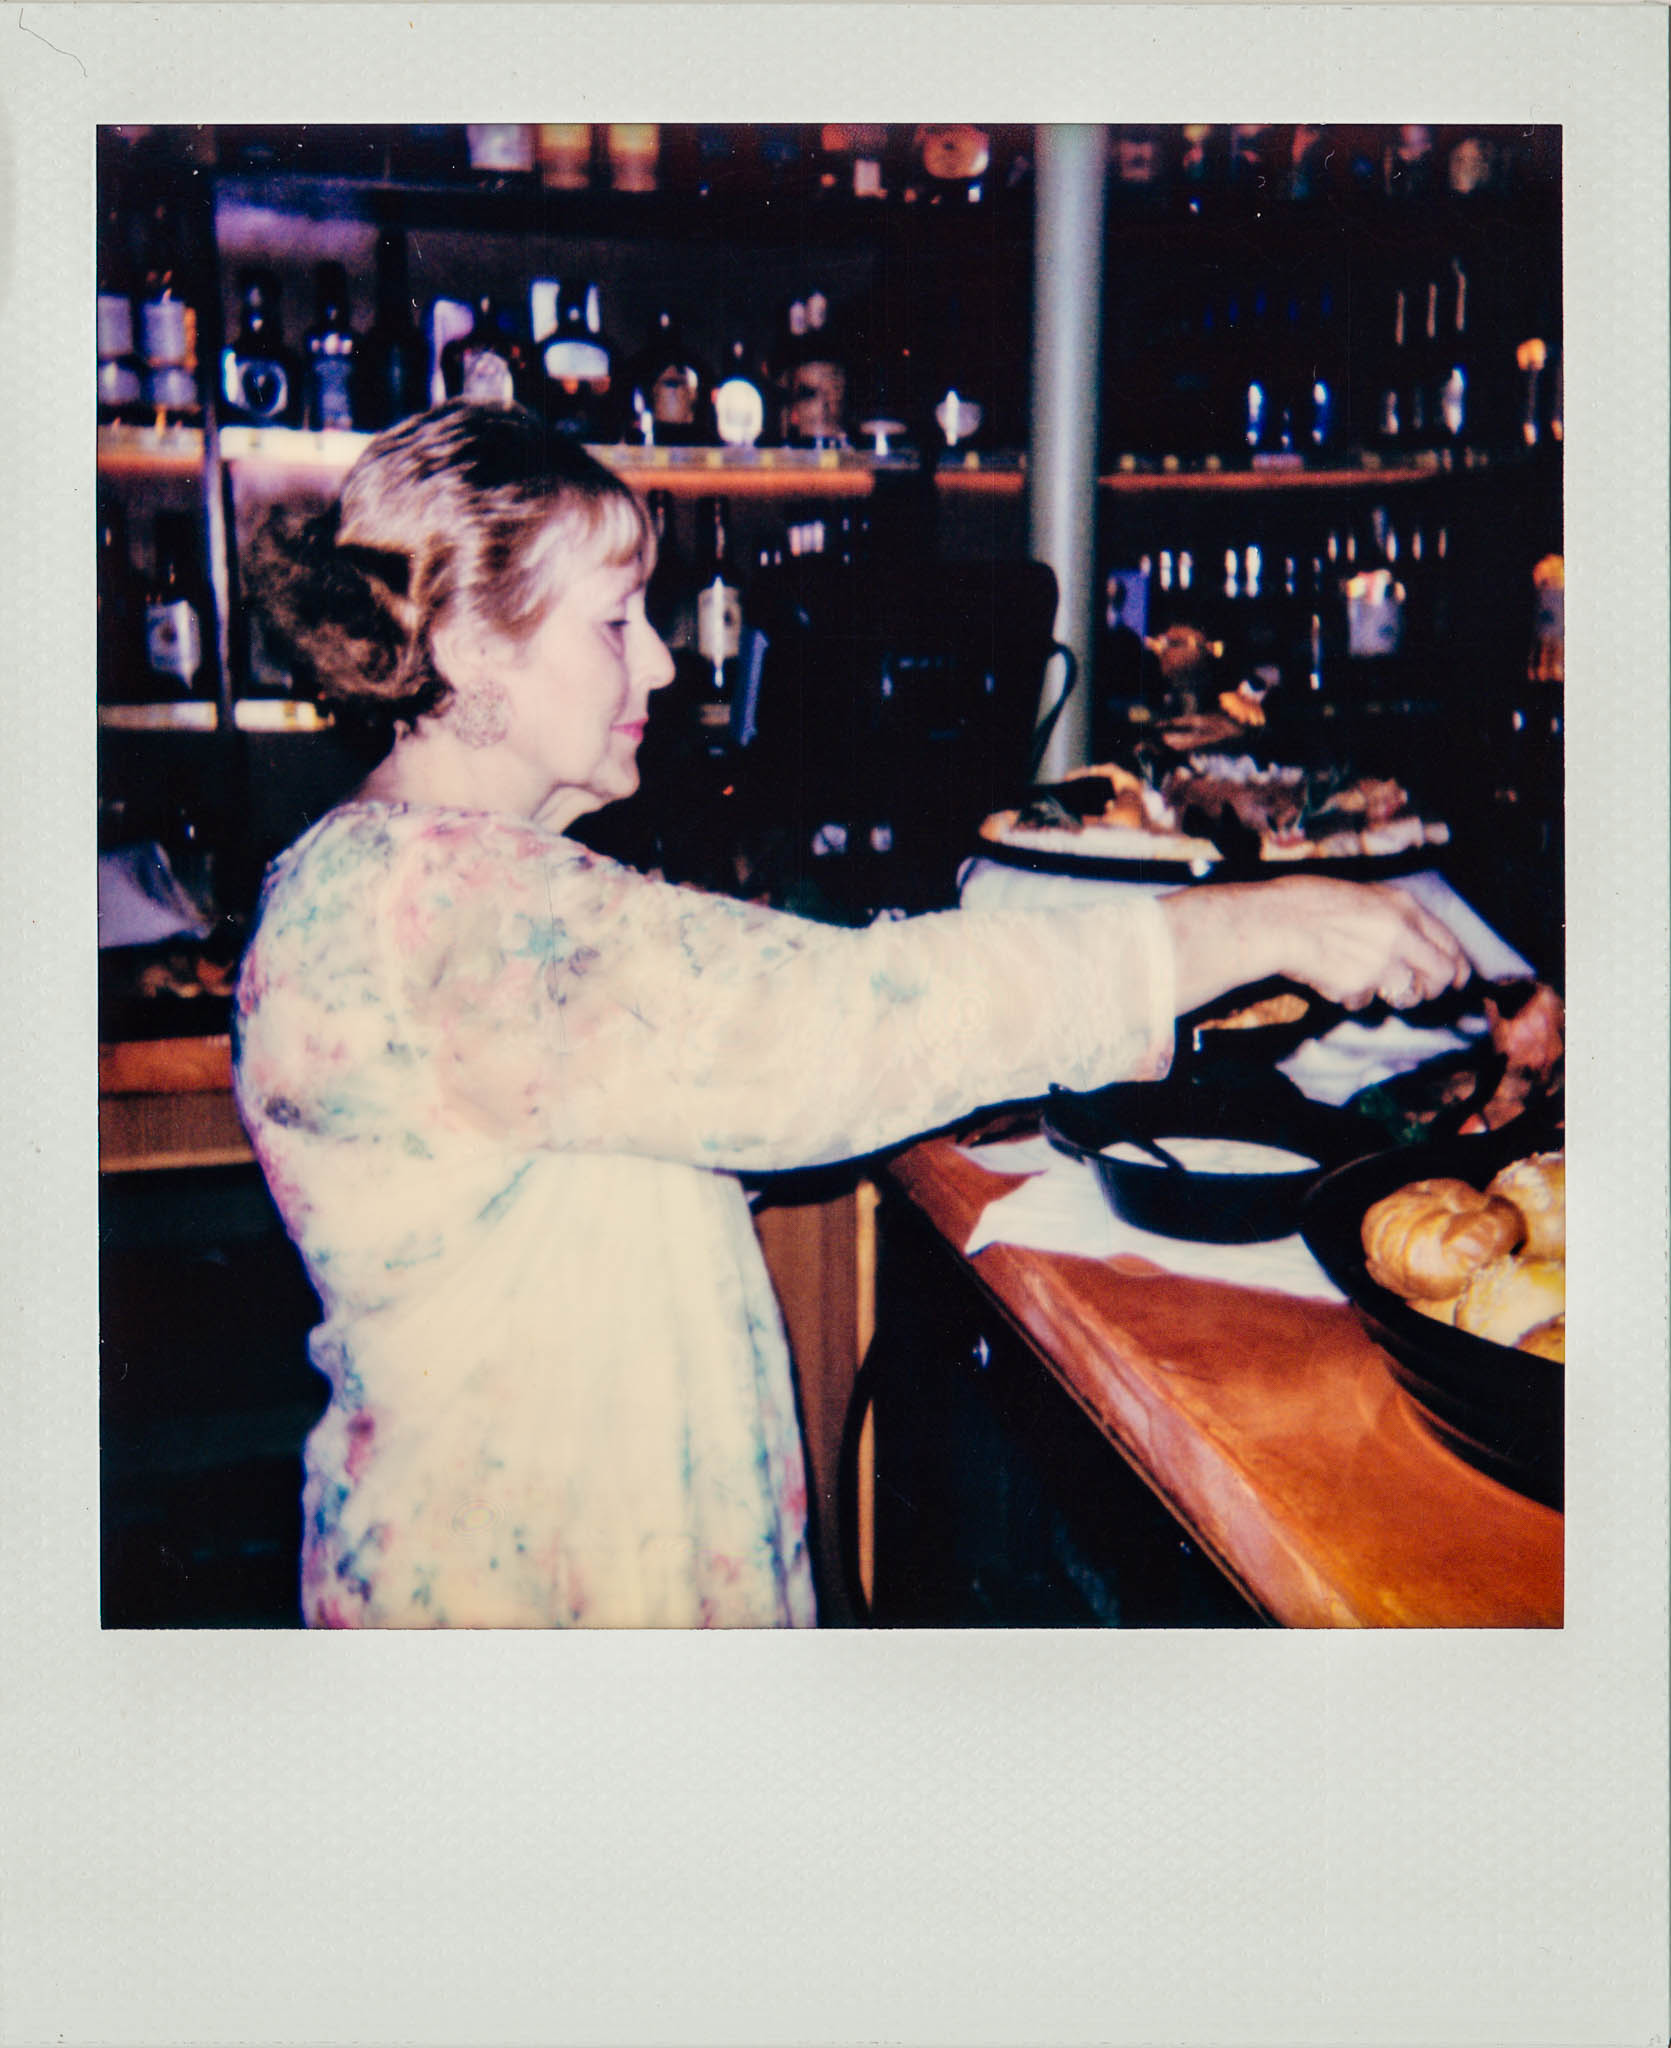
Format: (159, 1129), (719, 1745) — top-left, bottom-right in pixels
(883, 1130), (1563, 1629)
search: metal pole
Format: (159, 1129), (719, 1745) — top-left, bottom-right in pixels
(1028, 124), (1108, 782)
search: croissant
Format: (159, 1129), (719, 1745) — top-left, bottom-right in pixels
(1486, 1151), (1566, 1261)
(1362, 1177), (1527, 1300)
(1455, 1257), (1567, 1348)
(1517, 1315), (1566, 1363)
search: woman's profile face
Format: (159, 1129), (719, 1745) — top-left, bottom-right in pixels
(491, 537), (675, 819)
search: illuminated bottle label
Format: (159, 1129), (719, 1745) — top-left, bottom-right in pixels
(712, 376), (765, 447)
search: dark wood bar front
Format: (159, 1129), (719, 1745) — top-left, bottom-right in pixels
(881, 1131), (1562, 1629)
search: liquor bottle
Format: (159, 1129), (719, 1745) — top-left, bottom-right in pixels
(814, 124), (890, 201)
(536, 124), (595, 191)
(220, 269), (301, 427)
(96, 201), (144, 422)
(1176, 125), (1224, 218)
(354, 230), (429, 430)
(137, 199), (202, 423)
(643, 489), (695, 650)
(710, 337), (770, 448)
(1109, 125), (1170, 216)
(302, 261), (358, 431)
(1226, 125), (1278, 211)
(1403, 274), (1444, 450)
(1444, 130), (1504, 208)
(97, 498), (140, 702)
(440, 294), (530, 409)
(1310, 277), (1347, 461)
(143, 512), (210, 699)
(1341, 502), (1407, 668)
(535, 284), (616, 440)
(604, 124), (660, 192)
(623, 309), (706, 446)
(1287, 124), (1331, 208)
(1372, 281), (1410, 452)
(778, 291), (849, 448)
(1241, 286), (1282, 462)
(694, 495), (742, 750)
(1382, 124), (1437, 206)
(465, 124), (536, 174)
(915, 125), (992, 203)
(1431, 256), (1471, 453)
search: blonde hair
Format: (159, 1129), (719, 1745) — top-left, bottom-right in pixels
(248, 402), (652, 727)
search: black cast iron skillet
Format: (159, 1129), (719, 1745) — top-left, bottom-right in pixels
(1299, 1117), (1564, 1510)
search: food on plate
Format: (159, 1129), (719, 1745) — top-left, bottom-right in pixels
(981, 758), (1449, 867)
(1454, 1256), (1567, 1348)
(1195, 991), (1310, 1032)
(1360, 1176), (1527, 1300)
(1486, 1151), (1566, 1260)
(1458, 984), (1566, 1134)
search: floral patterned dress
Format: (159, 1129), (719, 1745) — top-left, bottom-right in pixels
(232, 801), (1176, 1628)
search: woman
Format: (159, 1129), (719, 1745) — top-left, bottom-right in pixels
(235, 401), (1466, 1629)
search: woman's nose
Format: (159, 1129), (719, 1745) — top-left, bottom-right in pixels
(640, 624), (676, 693)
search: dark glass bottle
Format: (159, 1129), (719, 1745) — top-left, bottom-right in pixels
(623, 308), (707, 446)
(694, 495), (742, 750)
(96, 200), (144, 422)
(97, 498), (140, 702)
(535, 285), (616, 440)
(440, 294), (532, 409)
(143, 513), (210, 699)
(776, 291), (849, 448)
(138, 199), (202, 422)
(354, 230), (429, 430)
(220, 268), (300, 426)
(914, 124), (992, 204)
(302, 260), (358, 431)
(643, 489), (693, 650)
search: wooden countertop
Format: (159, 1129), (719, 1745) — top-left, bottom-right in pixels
(99, 1035), (254, 1173)
(884, 1132), (1563, 1629)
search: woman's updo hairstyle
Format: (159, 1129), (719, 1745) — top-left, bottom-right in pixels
(247, 401), (653, 730)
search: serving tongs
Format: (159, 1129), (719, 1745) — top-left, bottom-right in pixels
(1046, 1085), (1189, 1175)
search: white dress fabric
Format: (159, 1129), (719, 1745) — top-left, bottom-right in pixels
(232, 801), (1176, 1627)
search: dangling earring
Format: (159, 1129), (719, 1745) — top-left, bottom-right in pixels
(449, 678), (511, 749)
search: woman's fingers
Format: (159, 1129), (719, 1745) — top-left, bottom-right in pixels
(1268, 877), (1470, 1010)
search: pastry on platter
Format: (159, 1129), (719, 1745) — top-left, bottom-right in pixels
(1361, 1177), (1527, 1302)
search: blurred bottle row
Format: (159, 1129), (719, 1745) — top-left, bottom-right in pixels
(1093, 500), (1563, 736)
(101, 213), (1562, 470)
(1105, 253), (1562, 468)
(99, 211), (997, 458)
(101, 121), (1556, 216)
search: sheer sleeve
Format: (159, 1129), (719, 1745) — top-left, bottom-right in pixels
(388, 813), (1175, 1172)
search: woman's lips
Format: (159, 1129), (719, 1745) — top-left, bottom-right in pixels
(611, 720), (647, 742)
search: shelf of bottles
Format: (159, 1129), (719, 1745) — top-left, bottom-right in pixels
(96, 120), (1558, 740)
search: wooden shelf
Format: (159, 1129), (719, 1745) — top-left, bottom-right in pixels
(1099, 452), (1499, 493)
(233, 698), (334, 733)
(216, 426), (1027, 498)
(98, 702), (218, 732)
(96, 424), (206, 478)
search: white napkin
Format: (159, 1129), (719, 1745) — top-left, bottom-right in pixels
(959, 1136), (1344, 1301)
(1278, 1013), (1486, 1108)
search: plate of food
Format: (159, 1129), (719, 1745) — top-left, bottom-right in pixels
(1299, 1129), (1565, 1508)
(977, 759), (1451, 882)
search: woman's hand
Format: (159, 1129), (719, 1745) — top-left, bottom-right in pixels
(1159, 875), (1471, 1017)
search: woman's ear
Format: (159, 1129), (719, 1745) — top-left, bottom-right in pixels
(430, 617), (492, 693)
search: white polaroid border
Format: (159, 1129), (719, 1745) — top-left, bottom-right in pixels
(1, 8), (1665, 2045)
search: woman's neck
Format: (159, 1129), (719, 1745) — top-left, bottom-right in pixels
(352, 724), (599, 836)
